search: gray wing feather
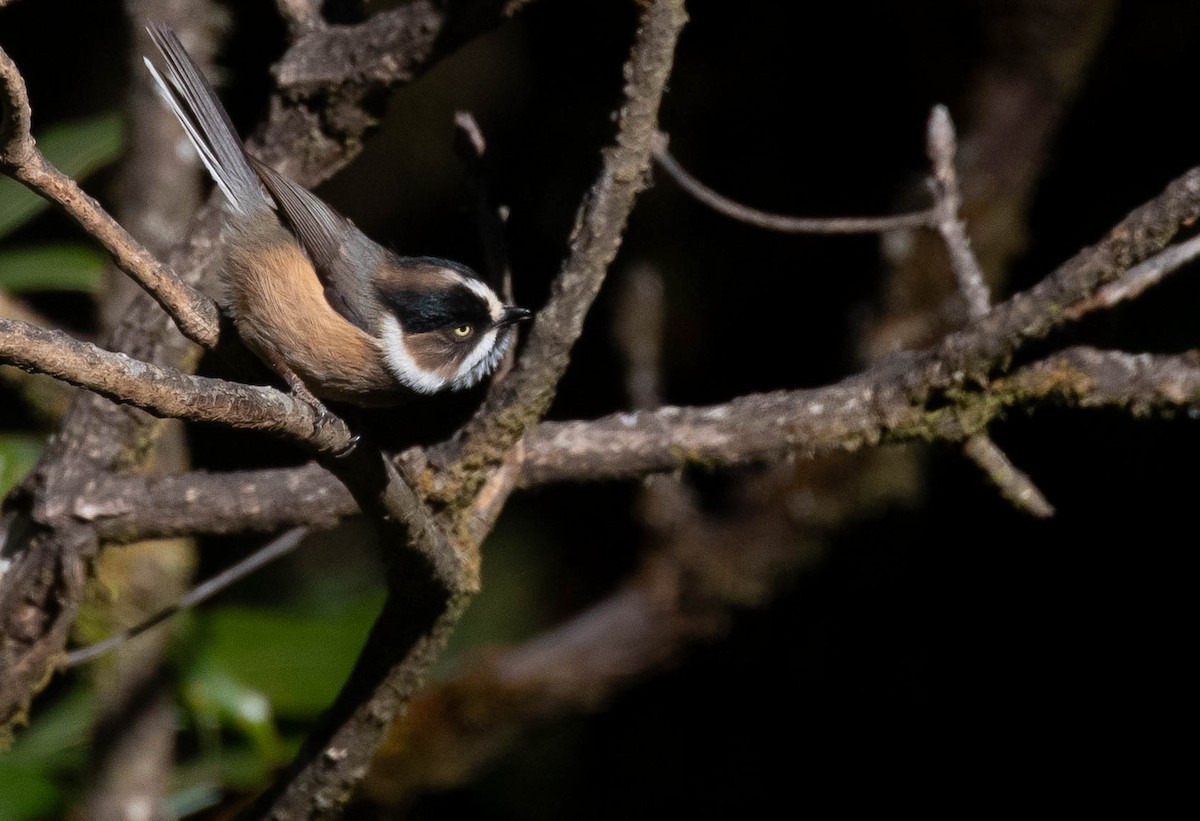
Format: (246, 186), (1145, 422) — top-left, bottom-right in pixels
(248, 156), (380, 331)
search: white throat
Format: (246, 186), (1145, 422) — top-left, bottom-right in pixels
(451, 328), (508, 390)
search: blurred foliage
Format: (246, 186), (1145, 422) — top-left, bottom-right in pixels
(0, 112), (121, 445)
(0, 113), (123, 241)
(0, 246), (103, 294)
(0, 687), (92, 821)
(0, 521), (551, 819)
(188, 595), (383, 721)
(0, 434), (42, 496)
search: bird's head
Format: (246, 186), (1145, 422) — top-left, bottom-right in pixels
(375, 257), (530, 394)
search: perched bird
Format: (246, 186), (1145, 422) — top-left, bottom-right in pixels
(144, 25), (530, 407)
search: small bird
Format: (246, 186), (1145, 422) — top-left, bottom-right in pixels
(144, 25), (530, 407)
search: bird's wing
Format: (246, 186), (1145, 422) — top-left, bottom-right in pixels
(248, 156), (379, 332)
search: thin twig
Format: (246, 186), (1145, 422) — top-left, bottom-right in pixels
(64, 528), (309, 668)
(962, 434), (1055, 517)
(926, 105), (991, 319)
(454, 110), (512, 301)
(652, 132), (934, 234)
(1066, 231), (1200, 320)
(996, 346), (1200, 410)
(454, 110), (517, 379)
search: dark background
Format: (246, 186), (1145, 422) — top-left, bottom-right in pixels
(2, 0), (1197, 815)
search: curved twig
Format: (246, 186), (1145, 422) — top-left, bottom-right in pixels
(652, 132), (934, 234)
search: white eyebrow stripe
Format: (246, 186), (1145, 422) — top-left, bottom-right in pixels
(463, 277), (504, 321)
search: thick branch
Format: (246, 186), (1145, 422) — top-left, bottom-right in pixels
(272, 0), (521, 96)
(238, 455), (468, 819)
(76, 345), (1200, 542)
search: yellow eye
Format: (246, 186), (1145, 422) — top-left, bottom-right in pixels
(453, 324), (473, 338)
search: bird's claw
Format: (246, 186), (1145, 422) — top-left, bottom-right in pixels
(332, 433), (361, 459)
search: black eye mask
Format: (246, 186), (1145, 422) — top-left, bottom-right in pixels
(379, 286), (491, 334)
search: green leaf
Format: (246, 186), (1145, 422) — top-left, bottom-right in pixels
(0, 687), (92, 768)
(0, 113), (124, 239)
(193, 594), (384, 721)
(181, 657), (285, 765)
(0, 434), (44, 497)
(0, 245), (105, 293)
(0, 686), (93, 821)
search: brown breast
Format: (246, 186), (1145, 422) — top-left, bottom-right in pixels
(222, 226), (402, 405)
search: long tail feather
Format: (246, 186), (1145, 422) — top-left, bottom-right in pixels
(144, 25), (266, 215)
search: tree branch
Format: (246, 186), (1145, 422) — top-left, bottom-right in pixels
(275, 0), (325, 39)
(0, 316), (353, 453)
(73, 344), (1200, 542)
(962, 434), (1054, 517)
(0, 44), (220, 348)
(435, 0), (690, 507)
(272, 0), (524, 97)
(1065, 231), (1200, 320)
(916, 163), (1200, 395)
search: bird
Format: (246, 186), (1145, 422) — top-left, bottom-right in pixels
(143, 25), (530, 408)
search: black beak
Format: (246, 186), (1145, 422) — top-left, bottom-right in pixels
(497, 306), (532, 327)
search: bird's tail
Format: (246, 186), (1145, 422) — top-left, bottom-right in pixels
(144, 25), (267, 215)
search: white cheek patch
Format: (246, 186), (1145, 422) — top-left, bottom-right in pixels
(451, 328), (512, 390)
(379, 314), (449, 394)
